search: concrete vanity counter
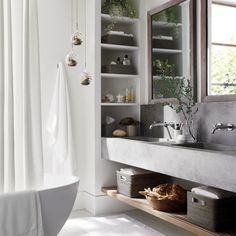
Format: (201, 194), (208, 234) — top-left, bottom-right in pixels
(102, 137), (236, 192)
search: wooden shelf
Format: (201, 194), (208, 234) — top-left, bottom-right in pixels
(101, 43), (139, 51)
(152, 48), (182, 54)
(102, 187), (236, 236)
(101, 103), (138, 106)
(101, 14), (139, 25)
(101, 73), (139, 79)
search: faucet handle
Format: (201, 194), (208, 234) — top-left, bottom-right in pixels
(227, 123), (234, 131)
(213, 122), (222, 127)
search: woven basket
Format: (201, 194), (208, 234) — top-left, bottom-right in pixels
(145, 195), (186, 212)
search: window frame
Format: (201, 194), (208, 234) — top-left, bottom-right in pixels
(200, 0), (236, 102)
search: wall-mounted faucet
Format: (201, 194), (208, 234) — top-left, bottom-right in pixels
(149, 121), (175, 139)
(211, 123), (234, 134)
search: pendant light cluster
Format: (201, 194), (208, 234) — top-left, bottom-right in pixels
(65, 0), (92, 85)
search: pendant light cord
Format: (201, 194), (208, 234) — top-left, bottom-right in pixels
(84, 0), (87, 69)
(75, 0), (79, 30)
(71, 0), (74, 51)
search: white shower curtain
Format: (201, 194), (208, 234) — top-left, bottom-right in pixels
(0, 0), (44, 192)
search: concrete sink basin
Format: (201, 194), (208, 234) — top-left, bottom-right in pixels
(123, 136), (171, 143)
(172, 142), (236, 153)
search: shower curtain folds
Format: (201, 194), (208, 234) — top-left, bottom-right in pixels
(0, 0), (44, 192)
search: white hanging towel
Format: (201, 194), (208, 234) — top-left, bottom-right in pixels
(47, 62), (77, 175)
(0, 191), (44, 236)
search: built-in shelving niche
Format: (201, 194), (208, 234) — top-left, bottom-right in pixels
(100, 0), (141, 137)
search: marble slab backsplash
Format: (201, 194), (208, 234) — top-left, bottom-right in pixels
(141, 101), (236, 146)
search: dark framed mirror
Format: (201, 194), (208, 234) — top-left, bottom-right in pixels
(148, 0), (197, 103)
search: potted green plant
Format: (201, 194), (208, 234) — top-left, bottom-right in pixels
(102, 0), (137, 31)
(157, 76), (198, 141)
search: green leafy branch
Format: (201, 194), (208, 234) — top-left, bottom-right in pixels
(102, 0), (137, 31)
(160, 77), (198, 140)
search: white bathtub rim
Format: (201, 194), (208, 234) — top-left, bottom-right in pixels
(38, 173), (79, 192)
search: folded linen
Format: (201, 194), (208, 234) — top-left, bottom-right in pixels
(0, 191), (44, 236)
(191, 186), (234, 199)
(119, 168), (151, 175)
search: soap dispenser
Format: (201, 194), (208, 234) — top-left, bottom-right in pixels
(123, 54), (131, 66)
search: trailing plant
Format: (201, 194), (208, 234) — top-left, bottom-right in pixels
(102, 0), (137, 31)
(157, 76), (198, 140)
(153, 59), (175, 76)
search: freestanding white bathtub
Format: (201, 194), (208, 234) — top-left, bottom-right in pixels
(39, 174), (79, 236)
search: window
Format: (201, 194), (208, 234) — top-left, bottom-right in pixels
(208, 1), (236, 96)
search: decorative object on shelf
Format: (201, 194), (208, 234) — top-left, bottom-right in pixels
(119, 117), (139, 126)
(152, 35), (175, 49)
(119, 117), (139, 136)
(113, 129), (127, 137)
(116, 57), (122, 64)
(102, 64), (136, 74)
(102, 116), (116, 137)
(101, 93), (115, 103)
(158, 77), (198, 141)
(102, 0), (137, 31)
(123, 54), (131, 65)
(116, 93), (124, 103)
(125, 87), (134, 103)
(139, 183), (187, 212)
(101, 31), (135, 46)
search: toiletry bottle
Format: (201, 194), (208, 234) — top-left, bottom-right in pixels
(130, 88), (134, 103)
(174, 123), (183, 142)
(125, 88), (130, 103)
(123, 54), (131, 66)
(116, 57), (121, 65)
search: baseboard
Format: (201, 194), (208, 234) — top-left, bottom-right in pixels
(72, 191), (133, 215)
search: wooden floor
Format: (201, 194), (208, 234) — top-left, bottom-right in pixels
(102, 187), (236, 236)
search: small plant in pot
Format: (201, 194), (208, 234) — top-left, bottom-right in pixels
(102, 0), (137, 31)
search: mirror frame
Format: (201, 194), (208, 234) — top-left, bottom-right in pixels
(200, 0), (236, 102)
(147, 0), (197, 104)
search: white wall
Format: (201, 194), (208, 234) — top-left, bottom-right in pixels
(38, 0), (88, 197)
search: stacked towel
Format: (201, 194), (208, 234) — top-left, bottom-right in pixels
(0, 191), (44, 236)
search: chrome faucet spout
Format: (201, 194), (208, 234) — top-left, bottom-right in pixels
(212, 122), (234, 134)
(149, 121), (175, 139)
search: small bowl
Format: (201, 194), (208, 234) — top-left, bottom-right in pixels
(145, 195), (186, 212)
